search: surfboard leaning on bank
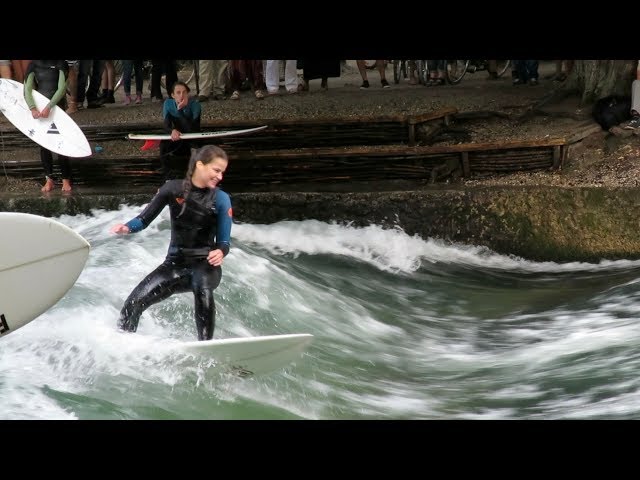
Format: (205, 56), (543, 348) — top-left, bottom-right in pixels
(127, 125), (268, 141)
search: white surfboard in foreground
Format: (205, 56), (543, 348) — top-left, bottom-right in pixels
(0, 212), (90, 338)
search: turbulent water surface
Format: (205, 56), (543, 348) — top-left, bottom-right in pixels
(2, 205), (640, 420)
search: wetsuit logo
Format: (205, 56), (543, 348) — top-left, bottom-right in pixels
(47, 123), (60, 134)
(0, 313), (9, 334)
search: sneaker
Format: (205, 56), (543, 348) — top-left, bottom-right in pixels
(255, 90), (264, 99)
(529, 78), (539, 86)
(123, 94), (131, 106)
(381, 79), (390, 88)
(196, 95), (209, 102)
(135, 94), (142, 104)
(231, 90), (240, 100)
(360, 80), (370, 89)
(512, 78), (523, 85)
(624, 116), (640, 130)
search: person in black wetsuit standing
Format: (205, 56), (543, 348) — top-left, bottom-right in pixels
(110, 144), (232, 341)
(23, 60), (72, 192)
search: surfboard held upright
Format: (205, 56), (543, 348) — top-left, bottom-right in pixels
(0, 78), (91, 158)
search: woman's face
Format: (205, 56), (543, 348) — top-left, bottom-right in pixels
(193, 157), (228, 189)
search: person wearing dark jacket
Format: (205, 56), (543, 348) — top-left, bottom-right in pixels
(159, 81), (202, 180)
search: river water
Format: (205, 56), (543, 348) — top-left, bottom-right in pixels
(2, 204), (640, 419)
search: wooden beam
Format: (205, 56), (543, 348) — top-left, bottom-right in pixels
(461, 152), (470, 177)
(562, 123), (603, 145)
(407, 108), (458, 125)
(552, 146), (561, 169)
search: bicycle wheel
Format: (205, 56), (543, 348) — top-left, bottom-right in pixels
(113, 60), (124, 91)
(445, 60), (469, 84)
(495, 60), (511, 77)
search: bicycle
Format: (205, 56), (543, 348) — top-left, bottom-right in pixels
(445, 59), (511, 85)
(392, 60), (429, 85)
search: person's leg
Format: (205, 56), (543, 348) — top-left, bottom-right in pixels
(76, 60), (91, 106)
(66, 61), (79, 114)
(0, 61), (11, 79)
(58, 155), (72, 192)
(228, 60), (242, 99)
(40, 148), (55, 192)
(355, 60), (369, 88)
(150, 60), (164, 100)
(284, 60), (298, 93)
(265, 60), (280, 94)
(526, 60), (539, 85)
(427, 60), (438, 85)
(191, 262), (222, 341)
(625, 80), (640, 129)
(102, 60), (115, 103)
(122, 60), (133, 104)
(86, 60), (105, 107)
(134, 60), (144, 103)
(118, 262), (190, 333)
(436, 60), (446, 85)
(511, 60), (523, 85)
(197, 60), (214, 99)
(213, 60), (229, 98)
(164, 60), (178, 97)
(376, 60), (389, 88)
(248, 60), (265, 98)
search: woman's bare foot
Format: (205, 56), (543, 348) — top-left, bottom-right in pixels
(41, 177), (55, 192)
(62, 179), (72, 192)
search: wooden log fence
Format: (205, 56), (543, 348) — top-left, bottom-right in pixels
(0, 110), (601, 189)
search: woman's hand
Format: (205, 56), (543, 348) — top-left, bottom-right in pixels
(170, 129), (181, 141)
(40, 106), (51, 118)
(30, 107), (40, 119)
(207, 249), (224, 266)
(176, 97), (188, 110)
(110, 224), (130, 235)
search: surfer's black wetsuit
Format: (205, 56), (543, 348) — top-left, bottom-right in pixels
(118, 179), (232, 340)
(24, 60), (71, 180)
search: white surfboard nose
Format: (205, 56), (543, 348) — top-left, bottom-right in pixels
(0, 213), (90, 338)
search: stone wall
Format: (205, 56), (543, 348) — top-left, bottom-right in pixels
(2, 186), (640, 262)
